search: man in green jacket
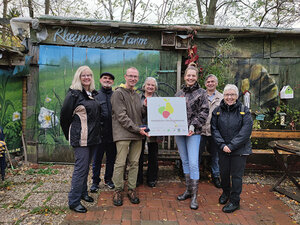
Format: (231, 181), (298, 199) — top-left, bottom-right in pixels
(111, 67), (149, 206)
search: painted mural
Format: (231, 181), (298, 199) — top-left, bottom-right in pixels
(0, 68), (23, 152)
(36, 45), (160, 156)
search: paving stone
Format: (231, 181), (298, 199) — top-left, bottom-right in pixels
(34, 182), (70, 193)
(22, 193), (50, 208)
(46, 192), (68, 207)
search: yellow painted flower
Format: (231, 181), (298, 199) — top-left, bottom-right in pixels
(12, 112), (21, 121)
(45, 97), (51, 103)
(38, 107), (59, 129)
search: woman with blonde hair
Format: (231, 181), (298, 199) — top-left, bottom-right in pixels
(175, 63), (209, 209)
(60, 65), (102, 213)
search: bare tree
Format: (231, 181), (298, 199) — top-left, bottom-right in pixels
(155, 0), (175, 24)
(28, 0), (34, 17)
(45, 0), (50, 15)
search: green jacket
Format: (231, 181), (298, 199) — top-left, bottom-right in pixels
(111, 86), (145, 142)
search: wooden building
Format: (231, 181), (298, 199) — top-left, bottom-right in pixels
(9, 16), (300, 163)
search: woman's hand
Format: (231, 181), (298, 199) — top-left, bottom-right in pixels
(223, 145), (231, 153)
(187, 130), (194, 136)
(143, 98), (147, 107)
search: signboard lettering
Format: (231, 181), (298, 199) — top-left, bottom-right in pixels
(53, 26), (148, 46)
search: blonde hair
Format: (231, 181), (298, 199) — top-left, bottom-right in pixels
(142, 77), (158, 91)
(184, 63), (199, 77)
(70, 66), (95, 91)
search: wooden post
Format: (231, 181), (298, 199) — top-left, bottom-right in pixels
(5, 145), (14, 170)
(22, 76), (28, 163)
(176, 51), (182, 91)
(22, 76), (27, 134)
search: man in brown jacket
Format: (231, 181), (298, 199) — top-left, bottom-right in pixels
(200, 74), (223, 188)
(111, 67), (149, 206)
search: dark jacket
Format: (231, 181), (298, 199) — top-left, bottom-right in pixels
(60, 88), (102, 147)
(211, 99), (253, 155)
(95, 87), (113, 143)
(139, 91), (159, 142)
(111, 86), (145, 142)
(175, 82), (209, 134)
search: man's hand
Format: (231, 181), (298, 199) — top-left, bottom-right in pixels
(139, 127), (150, 137)
(223, 145), (231, 153)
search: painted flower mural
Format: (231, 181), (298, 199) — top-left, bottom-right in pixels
(45, 97), (52, 103)
(38, 107), (59, 129)
(12, 112), (21, 121)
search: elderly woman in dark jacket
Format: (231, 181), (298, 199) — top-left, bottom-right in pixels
(175, 63), (209, 210)
(60, 65), (102, 213)
(137, 77), (160, 188)
(211, 84), (253, 213)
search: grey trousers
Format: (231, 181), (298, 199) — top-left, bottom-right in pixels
(68, 145), (97, 207)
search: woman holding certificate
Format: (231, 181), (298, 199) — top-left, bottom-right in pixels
(175, 63), (209, 210)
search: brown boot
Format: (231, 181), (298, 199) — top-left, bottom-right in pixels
(113, 190), (123, 206)
(127, 189), (140, 204)
(177, 174), (191, 201)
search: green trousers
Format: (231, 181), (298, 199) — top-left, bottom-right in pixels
(112, 140), (142, 191)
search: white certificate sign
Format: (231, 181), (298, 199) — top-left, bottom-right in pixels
(147, 97), (188, 136)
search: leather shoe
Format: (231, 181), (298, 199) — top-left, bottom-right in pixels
(219, 193), (229, 204)
(127, 189), (140, 204)
(147, 181), (157, 187)
(222, 202), (240, 213)
(113, 190), (123, 206)
(212, 177), (222, 188)
(81, 195), (94, 202)
(69, 203), (87, 213)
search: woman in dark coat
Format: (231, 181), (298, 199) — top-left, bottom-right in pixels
(137, 77), (159, 187)
(211, 84), (253, 213)
(60, 65), (102, 213)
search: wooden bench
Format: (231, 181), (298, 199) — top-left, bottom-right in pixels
(251, 130), (300, 155)
(143, 130), (300, 172)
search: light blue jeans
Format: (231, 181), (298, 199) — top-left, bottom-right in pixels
(175, 135), (201, 180)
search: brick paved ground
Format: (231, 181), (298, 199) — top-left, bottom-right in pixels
(63, 180), (296, 225)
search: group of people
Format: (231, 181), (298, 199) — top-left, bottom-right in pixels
(60, 63), (252, 214)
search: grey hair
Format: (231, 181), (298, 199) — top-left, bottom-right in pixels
(142, 77), (158, 91)
(223, 84), (239, 96)
(205, 74), (218, 84)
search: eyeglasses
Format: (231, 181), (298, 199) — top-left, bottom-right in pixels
(224, 93), (237, 97)
(81, 74), (92, 78)
(126, 74), (139, 79)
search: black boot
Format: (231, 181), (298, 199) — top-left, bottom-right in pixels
(177, 174), (191, 201)
(190, 179), (199, 210)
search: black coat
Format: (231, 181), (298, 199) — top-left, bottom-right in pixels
(60, 88), (102, 147)
(211, 100), (253, 155)
(95, 87), (113, 143)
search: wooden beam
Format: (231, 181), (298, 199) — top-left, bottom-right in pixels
(251, 130), (300, 139)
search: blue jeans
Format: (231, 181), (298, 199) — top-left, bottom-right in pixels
(200, 135), (220, 178)
(175, 135), (201, 180)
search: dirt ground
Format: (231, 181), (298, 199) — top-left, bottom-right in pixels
(0, 163), (299, 225)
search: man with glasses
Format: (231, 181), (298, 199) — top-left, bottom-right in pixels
(111, 67), (149, 206)
(200, 74), (223, 188)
